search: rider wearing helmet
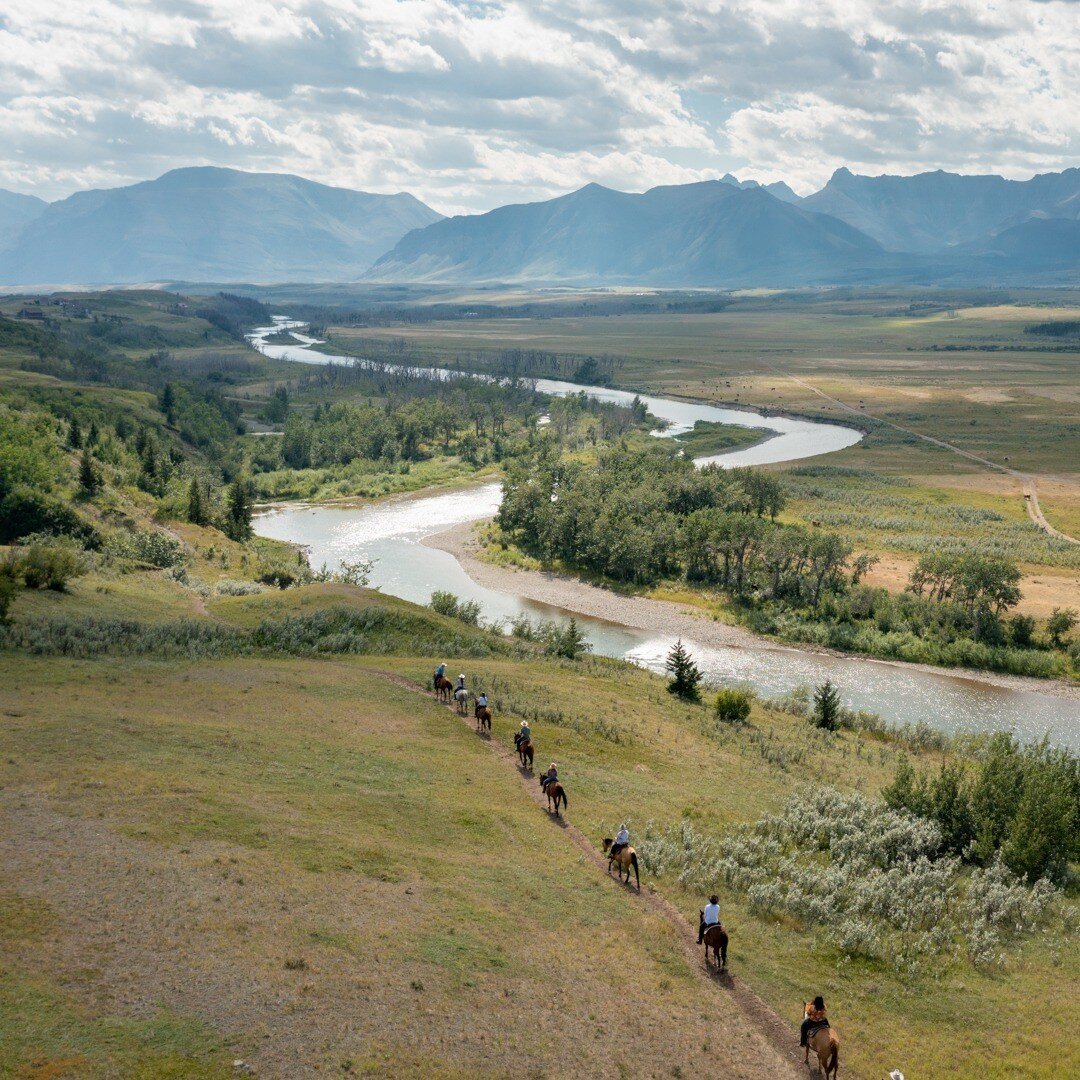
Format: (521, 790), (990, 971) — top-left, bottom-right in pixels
(474, 691), (488, 718)
(698, 894), (721, 944)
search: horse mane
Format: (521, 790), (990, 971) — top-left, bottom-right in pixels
(601, 837), (612, 852)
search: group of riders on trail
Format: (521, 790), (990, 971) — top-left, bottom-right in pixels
(432, 661), (836, 1064)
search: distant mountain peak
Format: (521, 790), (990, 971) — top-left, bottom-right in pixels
(0, 169), (441, 285)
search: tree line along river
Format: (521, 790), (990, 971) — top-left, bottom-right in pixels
(249, 319), (1078, 749)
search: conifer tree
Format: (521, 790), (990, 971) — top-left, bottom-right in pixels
(159, 383), (177, 425)
(187, 475), (206, 526)
(224, 475), (253, 541)
(666, 638), (703, 701)
(78, 449), (100, 495)
(812, 678), (841, 731)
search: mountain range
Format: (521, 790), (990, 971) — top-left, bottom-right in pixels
(1, 165), (1077, 287)
(0, 168), (441, 285)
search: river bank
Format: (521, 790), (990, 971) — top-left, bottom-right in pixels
(424, 518), (1080, 703)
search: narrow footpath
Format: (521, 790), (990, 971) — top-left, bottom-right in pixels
(376, 669), (859, 1080)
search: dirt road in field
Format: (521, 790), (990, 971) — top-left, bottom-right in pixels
(382, 670), (846, 1080)
(781, 374), (1079, 544)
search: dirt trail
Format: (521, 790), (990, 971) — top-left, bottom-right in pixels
(377, 670), (844, 1080)
(782, 373), (1079, 545)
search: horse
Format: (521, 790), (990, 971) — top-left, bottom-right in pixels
(475, 705), (492, 734)
(454, 687), (469, 715)
(434, 675), (454, 703)
(544, 781), (567, 816)
(802, 1003), (839, 1078)
(601, 838), (640, 890)
(699, 916), (728, 970)
(517, 737), (534, 771)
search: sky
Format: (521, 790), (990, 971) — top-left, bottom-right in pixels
(0, 0), (1077, 214)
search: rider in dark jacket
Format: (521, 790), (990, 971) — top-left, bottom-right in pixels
(801, 996), (829, 1052)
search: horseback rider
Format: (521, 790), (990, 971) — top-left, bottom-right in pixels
(801, 996), (829, 1055)
(609, 823), (630, 858)
(475, 691), (488, 718)
(433, 661), (447, 689)
(455, 673), (466, 695)
(515, 720), (531, 750)
(697, 894), (721, 944)
(540, 762), (558, 791)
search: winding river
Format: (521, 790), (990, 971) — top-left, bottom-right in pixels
(250, 320), (1079, 749)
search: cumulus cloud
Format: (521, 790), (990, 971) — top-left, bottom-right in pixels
(0, 0), (1075, 212)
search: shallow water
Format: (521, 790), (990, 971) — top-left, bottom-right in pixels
(250, 320), (1078, 748)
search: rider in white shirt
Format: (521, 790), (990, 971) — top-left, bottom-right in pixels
(610, 824), (630, 858)
(698, 894), (721, 944)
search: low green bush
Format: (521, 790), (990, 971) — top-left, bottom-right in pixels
(714, 687), (753, 722)
(16, 543), (87, 591)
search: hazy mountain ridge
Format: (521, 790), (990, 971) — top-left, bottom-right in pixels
(803, 167), (1080, 253)
(0, 165), (1076, 287)
(369, 179), (885, 286)
(369, 167), (1080, 286)
(0, 167), (442, 285)
(0, 189), (48, 248)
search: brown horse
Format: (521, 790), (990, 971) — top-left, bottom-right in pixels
(699, 916), (728, 970)
(544, 781), (567, 816)
(601, 838), (640, 889)
(803, 1004), (839, 1078)
(475, 705), (492, 734)
(517, 737), (534, 771)
(434, 675), (454, 703)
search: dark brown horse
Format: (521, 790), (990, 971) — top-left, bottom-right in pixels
(602, 838), (640, 889)
(699, 915), (728, 970)
(475, 705), (492, 734)
(517, 737), (534, 770)
(544, 781), (567, 816)
(434, 675), (454, 703)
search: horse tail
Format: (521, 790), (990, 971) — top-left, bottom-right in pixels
(630, 851), (639, 887)
(560, 787), (567, 809)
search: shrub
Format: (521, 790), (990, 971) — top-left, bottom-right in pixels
(17, 544), (87, 591)
(105, 529), (186, 569)
(638, 788), (1060, 975)
(884, 734), (1079, 885)
(0, 487), (100, 547)
(215, 579), (267, 597)
(714, 687), (753, 722)
(0, 564), (16, 622)
(429, 590), (482, 626)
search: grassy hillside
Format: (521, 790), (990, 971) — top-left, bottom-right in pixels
(2, 585), (1076, 1078)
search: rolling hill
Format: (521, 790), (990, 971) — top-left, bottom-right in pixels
(367, 179), (885, 286)
(0, 167), (442, 285)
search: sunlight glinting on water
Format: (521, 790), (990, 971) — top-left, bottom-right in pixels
(249, 320), (1078, 748)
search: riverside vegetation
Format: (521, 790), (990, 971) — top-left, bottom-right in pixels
(495, 440), (1079, 679)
